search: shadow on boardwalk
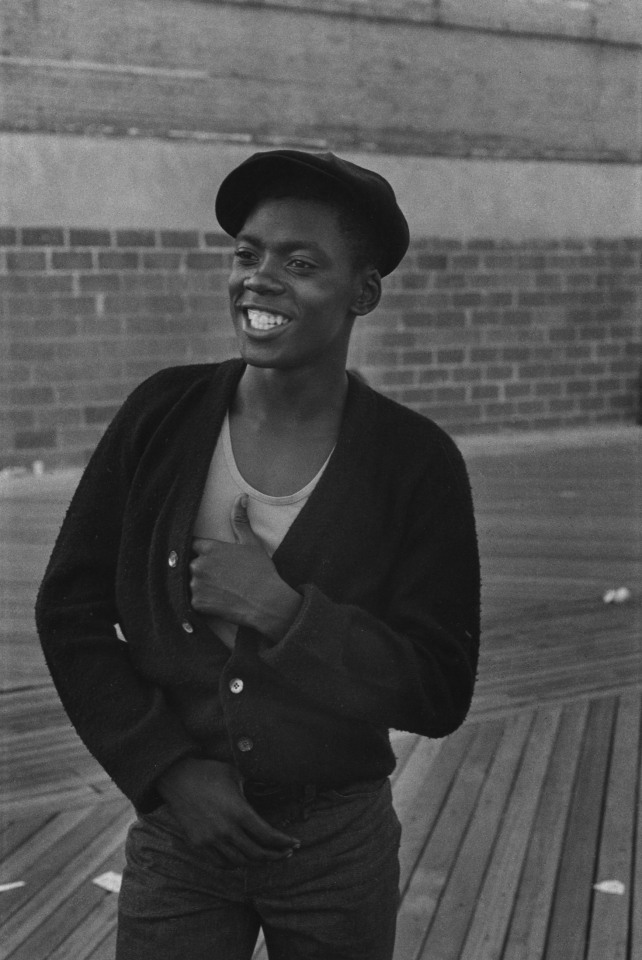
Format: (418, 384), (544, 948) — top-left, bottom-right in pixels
(1, 425), (640, 960)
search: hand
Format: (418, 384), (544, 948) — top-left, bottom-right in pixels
(157, 757), (300, 864)
(190, 495), (302, 642)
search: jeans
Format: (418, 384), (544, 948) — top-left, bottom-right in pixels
(116, 778), (401, 960)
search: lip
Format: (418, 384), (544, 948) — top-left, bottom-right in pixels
(238, 304), (293, 340)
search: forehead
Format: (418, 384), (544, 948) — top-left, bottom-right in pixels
(238, 197), (348, 250)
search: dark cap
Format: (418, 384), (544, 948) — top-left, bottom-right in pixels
(215, 149), (410, 277)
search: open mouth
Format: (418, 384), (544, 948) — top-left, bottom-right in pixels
(245, 308), (291, 331)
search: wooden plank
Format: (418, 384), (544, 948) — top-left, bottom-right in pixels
(544, 696), (617, 960)
(395, 727), (474, 897)
(418, 712), (534, 960)
(393, 721), (506, 960)
(586, 690), (641, 960)
(0, 803), (132, 958)
(459, 705), (562, 960)
(633, 696), (642, 960)
(11, 843), (125, 960)
(500, 699), (590, 960)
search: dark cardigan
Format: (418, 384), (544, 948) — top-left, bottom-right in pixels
(36, 359), (480, 813)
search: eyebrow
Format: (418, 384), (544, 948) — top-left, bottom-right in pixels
(235, 232), (329, 258)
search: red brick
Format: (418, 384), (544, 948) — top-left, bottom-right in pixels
(436, 386), (466, 402)
(487, 365), (513, 380)
(6, 252), (47, 271)
(402, 312), (434, 328)
(377, 369), (415, 386)
(453, 368), (482, 382)
(416, 254), (448, 270)
(535, 381), (563, 396)
(52, 251), (93, 270)
(470, 348), (498, 362)
(505, 383), (532, 399)
(486, 293), (515, 308)
(452, 293), (483, 307)
(14, 428), (56, 449)
(84, 404), (122, 424)
(143, 253), (182, 270)
(204, 232), (232, 247)
(79, 274), (120, 293)
(186, 253), (225, 270)
(116, 230), (156, 248)
(435, 274), (466, 289)
(21, 228), (65, 246)
(566, 380), (592, 395)
(516, 400), (546, 415)
(0, 276), (29, 293)
(483, 255), (515, 269)
(467, 240), (496, 251)
(400, 274), (428, 290)
(121, 275), (165, 293)
(472, 385), (499, 400)
(437, 349), (465, 363)
(98, 252), (140, 270)
(609, 289), (636, 304)
(402, 349), (434, 365)
(161, 231), (200, 248)
(433, 312), (466, 327)
(419, 369), (450, 384)
(578, 397), (606, 412)
(0, 229), (18, 245)
(70, 230), (111, 247)
(25, 275), (74, 294)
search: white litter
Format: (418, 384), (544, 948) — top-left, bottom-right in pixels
(92, 871), (122, 893)
(0, 881), (26, 893)
(603, 587), (631, 604)
(594, 880), (626, 895)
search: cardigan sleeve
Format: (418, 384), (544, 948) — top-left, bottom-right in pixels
(35, 376), (201, 812)
(260, 445), (480, 738)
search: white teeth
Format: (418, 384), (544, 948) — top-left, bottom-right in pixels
(246, 309), (289, 330)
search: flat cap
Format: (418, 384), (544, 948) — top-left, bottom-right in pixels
(215, 149), (410, 277)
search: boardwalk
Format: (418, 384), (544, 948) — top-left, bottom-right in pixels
(1, 425), (640, 959)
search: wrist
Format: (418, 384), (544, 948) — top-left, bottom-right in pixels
(255, 583), (303, 643)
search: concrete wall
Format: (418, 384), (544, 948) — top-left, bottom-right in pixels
(2, 0), (640, 161)
(2, 134), (641, 241)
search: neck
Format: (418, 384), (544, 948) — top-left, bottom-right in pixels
(234, 363), (349, 425)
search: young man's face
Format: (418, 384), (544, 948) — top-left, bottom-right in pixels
(228, 197), (375, 372)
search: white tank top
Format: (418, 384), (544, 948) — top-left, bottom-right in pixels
(192, 412), (333, 645)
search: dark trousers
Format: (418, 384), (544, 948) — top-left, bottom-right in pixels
(117, 778), (401, 960)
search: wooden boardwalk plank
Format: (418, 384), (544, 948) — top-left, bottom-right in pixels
(417, 713), (535, 960)
(500, 700), (590, 960)
(393, 721), (506, 960)
(544, 696), (618, 960)
(586, 690), (641, 960)
(0, 803), (132, 959)
(459, 706), (562, 960)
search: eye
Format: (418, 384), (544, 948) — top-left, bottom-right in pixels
(288, 258), (315, 271)
(233, 248), (258, 264)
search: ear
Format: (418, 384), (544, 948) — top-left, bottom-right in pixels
(351, 268), (382, 317)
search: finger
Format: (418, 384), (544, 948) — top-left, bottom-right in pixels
(239, 806), (301, 850)
(230, 494), (261, 547)
(220, 829), (297, 863)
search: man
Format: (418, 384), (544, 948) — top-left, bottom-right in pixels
(36, 150), (480, 959)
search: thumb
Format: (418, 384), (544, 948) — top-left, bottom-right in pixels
(230, 494), (260, 546)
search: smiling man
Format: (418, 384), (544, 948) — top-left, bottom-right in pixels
(36, 151), (480, 960)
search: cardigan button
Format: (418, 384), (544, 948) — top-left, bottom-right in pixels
(181, 620), (194, 634)
(229, 678), (244, 694)
(168, 551), (178, 568)
(237, 737), (254, 753)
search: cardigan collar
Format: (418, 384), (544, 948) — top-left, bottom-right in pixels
(175, 358), (377, 588)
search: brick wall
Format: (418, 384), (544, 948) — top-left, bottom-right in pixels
(1, 228), (640, 469)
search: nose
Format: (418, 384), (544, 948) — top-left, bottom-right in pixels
(242, 258), (284, 294)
